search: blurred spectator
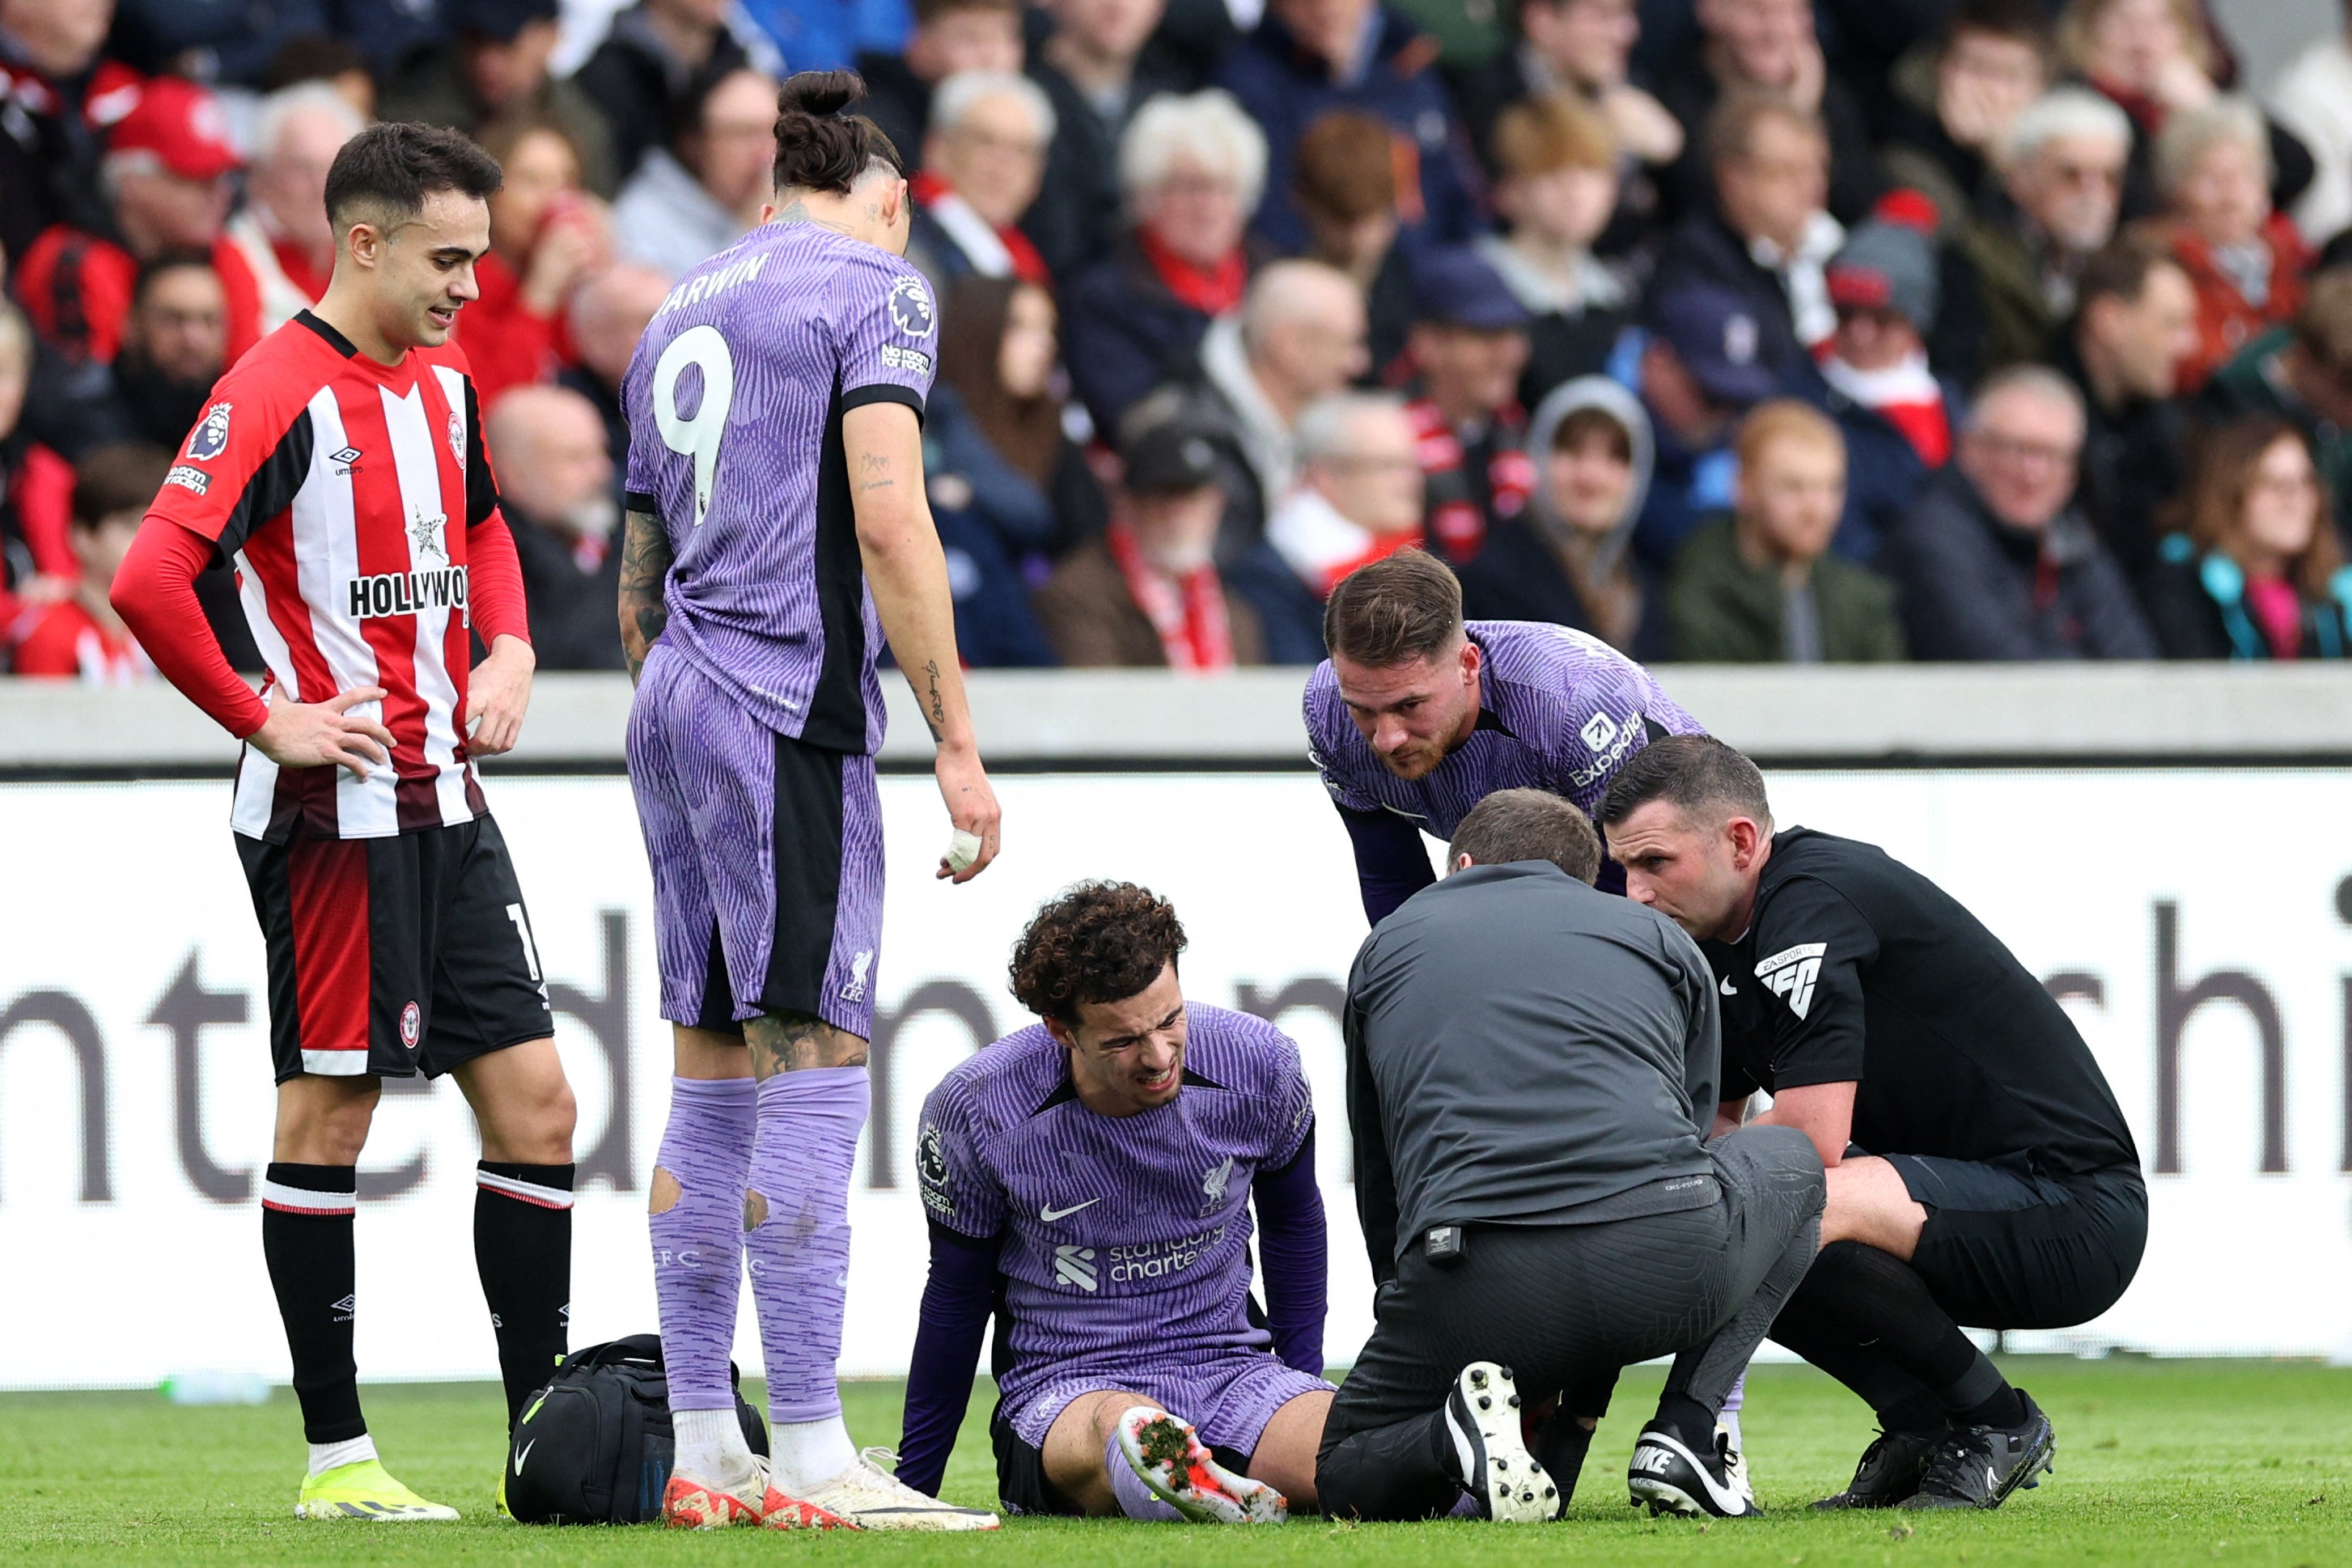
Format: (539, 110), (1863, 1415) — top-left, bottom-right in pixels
(381, 0), (617, 197)
(2141, 417), (2352, 659)
(464, 117), (611, 409)
(44, 253), (227, 458)
(908, 70), (1053, 288)
(108, 0), (325, 89)
(1944, 87), (2131, 374)
(1032, 411), (1269, 666)
(225, 83), (364, 337)
(1457, 0), (1680, 251)
(1023, 0), (1193, 279)
(1663, 399), (1904, 663)
(932, 273), (1105, 582)
(261, 34), (377, 120)
(2057, 0), (2312, 225)
(1292, 111), (1414, 379)
(2146, 97), (2310, 394)
(485, 384), (624, 671)
(1879, 365), (2156, 659)
(855, 0), (1023, 161)
(1062, 89), (1264, 434)
(2269, 3), (2352, 246)
(1228, 391), (1423, 662)
(1214, 0), (1484, 251)
(574, 0), (752, 183)
(1879, 0), (2053, 236)
(15, 77), (261, 367)
(1453, 375), (1651, 654)
(562, 263), (672, 467)
(1477, 92), (1632, 413)
(7, 442), (162, 681)
(2055, 237), (2200, 578)
(741, 0), (909, 75)
(1193, 259), (1368, 546)
(1653, 91), (1841, 382)
(0, 303), (71, 611)
(1401, 248), (1534, 566)
(612, 66), (777, 278)
(0, 0), (129, 261)
(1629, 284), (1781, 569)
(2205, 269), (2352, 532)
(1657, 0), (1879, 227)
(1817, 193), (1962, 562)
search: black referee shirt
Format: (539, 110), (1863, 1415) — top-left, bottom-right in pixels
(1701, 828), (2138, 1176)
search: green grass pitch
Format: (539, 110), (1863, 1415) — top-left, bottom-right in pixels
(2, 1359), (2347, 1566)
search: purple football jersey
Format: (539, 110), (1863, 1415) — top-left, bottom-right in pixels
(621, 223), (938, 752)
(1305, 620), (1704, 836)
(914, 1005), (1315, 1405)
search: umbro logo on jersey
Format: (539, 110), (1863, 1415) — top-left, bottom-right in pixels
(1053, 1244), (1098, 1292)
(1040, 1197), (1101, 1223)
(328, 445), (362, 475)
(185, 402), (232, 460)
(1754, 942), (1828, 1019)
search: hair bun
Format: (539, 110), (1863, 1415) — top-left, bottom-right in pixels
(777, 70), (865, 121)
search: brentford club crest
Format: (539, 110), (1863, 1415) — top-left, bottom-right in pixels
(400, 1000), (422, 1047)
(447, 409), (466, 468)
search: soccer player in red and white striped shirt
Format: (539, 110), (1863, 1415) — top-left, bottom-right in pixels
(113, 123), (577, 1524)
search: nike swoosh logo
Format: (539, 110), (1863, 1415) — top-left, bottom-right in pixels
(514, 1439), (536, 1474)
(1040, 1198), (1101, 1222)
(1719, 977), (1737, 996)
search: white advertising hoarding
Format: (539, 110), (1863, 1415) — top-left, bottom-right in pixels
(0, 769), (2346, 1390)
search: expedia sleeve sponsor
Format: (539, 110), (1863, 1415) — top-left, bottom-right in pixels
(349, 566), (468, 620)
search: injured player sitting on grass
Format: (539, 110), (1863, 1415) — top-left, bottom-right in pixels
(896, 881), (1335, 1521)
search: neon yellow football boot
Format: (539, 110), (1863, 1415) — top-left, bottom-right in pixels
(295, 1458), (462, 1521)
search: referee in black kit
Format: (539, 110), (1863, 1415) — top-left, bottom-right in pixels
(1316, 790), (1824, 1524)
(1600, 736), (2146, 1512)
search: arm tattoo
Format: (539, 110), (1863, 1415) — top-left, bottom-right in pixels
(744, 1011), (868, 1076)
(922, 659), (947, 742)
(617, 507), (674, 687)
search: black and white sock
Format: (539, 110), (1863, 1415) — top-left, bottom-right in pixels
(261, 1163), (367, 1461)
(474, 1160), (574, 1428)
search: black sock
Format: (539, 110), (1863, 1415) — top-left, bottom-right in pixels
(1956, 1385), (2028, 1429)
(261, 1163), (365, 1444)
(1799, 1242), (2015, 1424)
(1651, 1392), (1717, 1455)
(474, 1161), (574, 1427)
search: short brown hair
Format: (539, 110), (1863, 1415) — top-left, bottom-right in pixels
(2075, 235), (2185, 315)
(1450, 789), (1602, 884)
(1598, 734), (1774, 833)
(1734, 399), (1843, 470)
(2295, 268), (2352, 375)
(1493, 91), (1616, 181)
(1294, 111), (1396, 223)
(1703, 90), (1824, 175)
(1009, 882), (1188, 1026)
(2177, 417), (2343, 602)
(73, 443), (174, 528)
(913, 0), (1018, 22)
(1552, 405), (1632, 462)
(1942, 0), (2055, 63)
(1323, 548), (1464, 667)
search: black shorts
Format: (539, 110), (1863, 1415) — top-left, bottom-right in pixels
(1887, 1155), (2147, 1330)
(237, 814), (554, 1084)
(988, 1400), (1251, 1518)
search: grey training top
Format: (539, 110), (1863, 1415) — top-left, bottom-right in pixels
(1342, 860), (1723, 1281)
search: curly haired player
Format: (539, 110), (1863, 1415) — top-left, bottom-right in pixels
(897, 882), (1335, 1522)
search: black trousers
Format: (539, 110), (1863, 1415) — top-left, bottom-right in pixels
(1316, 1126), (1824, 1520)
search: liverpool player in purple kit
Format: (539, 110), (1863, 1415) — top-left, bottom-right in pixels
(898, 884), (1334, 1522)
(617, 72), (1001, 1532)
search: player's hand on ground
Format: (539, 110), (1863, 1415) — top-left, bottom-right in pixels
(934, 744), (1002, 884)
(251, 685), (395, 779)
(464, 635), (536, 756)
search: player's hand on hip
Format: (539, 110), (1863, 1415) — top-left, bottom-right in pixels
(251, 685), (395, 780)
(934, 743), (1002, 884)
(464, 635), (536, 756)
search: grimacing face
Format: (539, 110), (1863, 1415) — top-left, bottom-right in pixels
(1047, 960), (1189, 1116)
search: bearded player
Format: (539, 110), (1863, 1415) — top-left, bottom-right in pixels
(112, 123), (575, 1521)
(616, 71), (1002, 1531)
(895, 883), (1333, 1522)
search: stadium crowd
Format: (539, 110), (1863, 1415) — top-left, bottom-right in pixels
(7, 0), (2352, 679)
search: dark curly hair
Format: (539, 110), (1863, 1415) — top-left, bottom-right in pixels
(1009, 882), (1187, 1025)
(772, 70), (905, 196)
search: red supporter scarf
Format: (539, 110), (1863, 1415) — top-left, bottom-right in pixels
(909, 170), (1051, 286)
(1106, 521), (1235, 672)
(1137, 225), (1247, 317)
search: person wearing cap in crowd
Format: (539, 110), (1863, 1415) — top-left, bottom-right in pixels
(378, 0), (618, 196)
(14, 76), (263, 366)
(1401, 247), (1536, 566)
(1816, 192), (1969, 563)
(1032, 409), (1270, 667)
(1628, 283), (1789, 570)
